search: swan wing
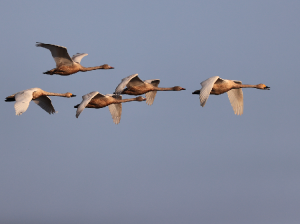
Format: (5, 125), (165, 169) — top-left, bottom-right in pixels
(107, 95), (122, 124)
(114, 74), (144, 94)
(33, 95), (55, 114)
(199, 76), (222, 107)
(76, 91), (100, 118)
(71, 53), (88, 64)
(144, 79), (160, 87)
(92, 93), (106, 100)
(127, 76), (144, 88)
(144, 79), (160, 105)
(145, 91), (157, 106)
(227, 80), (243, 115)
(13, 89), (36, 115)
(36, 42), (73, 67)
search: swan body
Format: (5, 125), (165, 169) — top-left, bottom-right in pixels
(5, 88), (76, 115)
(74, 91), (146, 124)
(36, 42), (114, 76)
(192, 76), (270, 115)
(114, 74), (186, 105)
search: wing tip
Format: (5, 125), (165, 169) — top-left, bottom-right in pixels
(113, 118), (121, 124)
(35, 42), (67, 49)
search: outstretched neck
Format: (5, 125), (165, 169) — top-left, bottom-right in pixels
(41, 91), (71, 97)
(80, 65), (107, 72)
(235, 84), (259, 89)
(153, 87), (174, 91)
(115, 97), (139, 104)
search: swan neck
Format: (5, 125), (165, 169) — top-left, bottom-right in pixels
(116, 98), (136, 103)
(154, 87), (173, 91)
(42, 91), (69, 97)
(238, 84), (258, 88)
(81, 66), (105, 71)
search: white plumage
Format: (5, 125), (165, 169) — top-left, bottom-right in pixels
(36, 42), (88, 66)
(75, 92), (123, 124)
(193, 76), (270, 115)
(8, 88), (55, 115)
(6, 87), (75, 115)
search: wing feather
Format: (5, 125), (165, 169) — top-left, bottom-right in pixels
(107, 95), (122, 124)
(33, 95), (55, 114)
(76, 91), (100, 118)
(144, 79), (160, 105)
(36, 42), (73, 67)
(144, 79), (160, 87)
(115, 74), (144, 94)
(14, 89), (36, 115)
(199, 76), (222, 107)
(227, 81), (243, 115)
(71, 53), (88, 64)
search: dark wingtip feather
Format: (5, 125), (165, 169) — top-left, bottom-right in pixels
(192, 90), (200, 94)
(5, 97), (15, 102)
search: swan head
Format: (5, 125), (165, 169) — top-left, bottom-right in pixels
(101, 64), (114, 69)
(136, 96), (146, 101)
(257, 84), (270, 90)
(173, 86), (186, 91)
(66, 92), (76, 98)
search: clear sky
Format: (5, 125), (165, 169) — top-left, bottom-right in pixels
(1, 1), (300, 223)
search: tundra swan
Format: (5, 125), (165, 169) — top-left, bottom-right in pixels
(36, 42), (114, 76)
(114, 74), (185, 105)
(192, 76), (270, 115)
(5, 88), (76, 115)
(74, 91), (146, 124)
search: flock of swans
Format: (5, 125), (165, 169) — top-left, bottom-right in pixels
(5, 43), (270, 124)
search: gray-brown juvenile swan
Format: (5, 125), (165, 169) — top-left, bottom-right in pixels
(74, 91), (146, 124)
(36, 42), (114, 76)
(5, 88), (76, 115)
(192, 76), (270, 115)
(114, 74), (186, 105)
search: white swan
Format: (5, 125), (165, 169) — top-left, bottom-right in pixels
(114, 74), (185, 105)
(36, 42), (114, 75)
(192, 76), (270, 115)
(5, 88), (76, 115)
(74, 91), (146, 124)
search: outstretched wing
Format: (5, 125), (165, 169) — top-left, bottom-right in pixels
(33, 95), (56, 114)
(199, 76), (223, 107)
(227, 80), (243, 115)
(76, 91), (100, 118)
(144, 79), (160, 105)
(107, 94), (122, 124)
(14, 89), (36, 116)
(36, 42), (73, 67)
(72, 53), (88, 64)
(114, 74), (144, 94)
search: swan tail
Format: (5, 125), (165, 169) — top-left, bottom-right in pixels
(43, 70), (54, 75)
(5, 97), (15, 102)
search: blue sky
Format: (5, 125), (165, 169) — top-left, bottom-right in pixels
(1, 1), (300, 223)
